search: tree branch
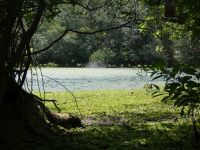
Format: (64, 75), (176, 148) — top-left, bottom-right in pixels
(15, 0), (46, 61)
(31, 21), (133, 55)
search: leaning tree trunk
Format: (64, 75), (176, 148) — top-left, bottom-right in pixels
(1, 79), (82, 135)
(0, 78), (82, 149)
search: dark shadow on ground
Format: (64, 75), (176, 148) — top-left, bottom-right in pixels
(69, 120), (199, 150)
(1, 104), (199, 150)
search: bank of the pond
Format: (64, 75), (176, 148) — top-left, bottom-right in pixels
(39, 89), (198, 150)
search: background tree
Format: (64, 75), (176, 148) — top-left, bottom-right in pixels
(143, 0), (200, 140)
(33, 1), (161, 67)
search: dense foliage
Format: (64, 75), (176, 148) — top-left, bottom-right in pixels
(148, 64), (200, 137)
(32, 0), (200, 67)
(143, 0), (200, 139)
(33, 1), (161, 67)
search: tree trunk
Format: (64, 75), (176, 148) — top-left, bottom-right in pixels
(0, 1), (82, 148)
(0, 78), (82, 148)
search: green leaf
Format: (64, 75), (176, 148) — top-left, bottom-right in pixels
(181, 67), (196, 75)
(187, 108), (193, 116)
(161, 96), (170, 103)
(178, 76), (192, 83)
(186, 81), (198, 88)
(152, 91), (159, 95)
(152, 75), (163, 80)
(165, 83), (181, 91)
(150, 71), (156, 78)
(195, 73), (200, 80)
(152, 84), (160, 90)
(153, 93), (163, 98)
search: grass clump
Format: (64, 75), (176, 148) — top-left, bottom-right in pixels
(42, 89), (199, 150)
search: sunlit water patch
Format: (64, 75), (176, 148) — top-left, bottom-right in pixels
(25, 68), (162, 92)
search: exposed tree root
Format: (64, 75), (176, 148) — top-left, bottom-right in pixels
(0, 80), (82, 149)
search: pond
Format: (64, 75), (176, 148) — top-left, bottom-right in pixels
(25, 68), (161, 92)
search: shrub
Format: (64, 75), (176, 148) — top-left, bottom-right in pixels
(147, 63), (200, 139)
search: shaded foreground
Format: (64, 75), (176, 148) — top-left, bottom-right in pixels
(45, 90), (199, 150)
(0, 89), (199, 150)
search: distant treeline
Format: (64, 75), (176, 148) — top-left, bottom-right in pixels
(33, 2), (200, 67)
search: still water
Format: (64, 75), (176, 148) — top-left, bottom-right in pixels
(25, 68), (158, 92)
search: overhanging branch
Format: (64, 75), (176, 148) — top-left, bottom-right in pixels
(31, 21), (133, 55)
